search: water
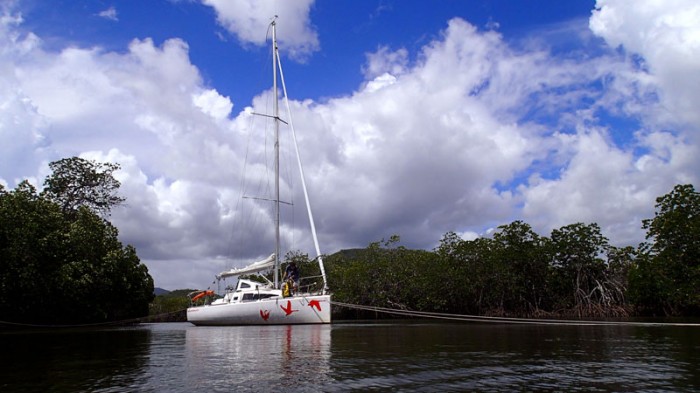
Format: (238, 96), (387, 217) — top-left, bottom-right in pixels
(2, 321), (699, 392)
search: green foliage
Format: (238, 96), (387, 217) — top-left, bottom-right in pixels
(0, 181), (68, 321)
(437, 235), (501, 314)
(491, 221), (551, 314)
(148, 289), (194, 322)
(327, 236), (436, 318)
(329, 225), (627, 318)
(550, 223), (606, 311)
(546, 223), (629, 316)
(630, 184), (700, 315)
(0, 159), (153, 325)
(42, 157), (125, 217)
(328, 185), (698, 319)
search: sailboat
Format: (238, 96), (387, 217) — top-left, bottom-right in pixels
(187, 19), (331, 326)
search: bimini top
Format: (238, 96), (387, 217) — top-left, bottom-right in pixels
(216, 254), (276, 280)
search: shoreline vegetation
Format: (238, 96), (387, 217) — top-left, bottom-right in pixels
(2, 157), (697, 326)
(153, 184), (699, 322)
(0, 158), (154, 327)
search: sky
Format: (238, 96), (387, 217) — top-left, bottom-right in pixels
(1, 0), (699, 290)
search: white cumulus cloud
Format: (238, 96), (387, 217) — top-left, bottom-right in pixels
(1, 1), (699, 290)
(200, 0), (319, 60)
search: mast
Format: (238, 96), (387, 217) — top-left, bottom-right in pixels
(269, 18), (329, 294)
(275, 32), (329, 294)
(272, 19), (281, 289)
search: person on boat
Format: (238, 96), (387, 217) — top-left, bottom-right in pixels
(283, 261), (300, 295)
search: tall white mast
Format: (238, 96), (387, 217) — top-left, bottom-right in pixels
(272, 19), (281, 289)
(275, 30), (329, 294)
(270, 18), (329, 294)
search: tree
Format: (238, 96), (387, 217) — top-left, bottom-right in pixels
(326, 236), (437, 318)
(57, 207), (154, 322)
(642, 184), (700, 260)
(630, 184), (700, 315)
(0, 181), (68, 321)
(0, 161), (153, 325)
(605, 245), (635, 309)
(492, 221), (551, 315)
(549, 223), (614, 316)
(436, 233), (502, 314)
(43, 157), (125, 217)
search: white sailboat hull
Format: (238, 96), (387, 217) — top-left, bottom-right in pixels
(187, 294), (331, 326)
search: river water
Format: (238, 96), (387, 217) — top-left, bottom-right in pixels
(2, 321), (699, 392)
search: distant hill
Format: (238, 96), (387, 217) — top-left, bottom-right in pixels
(167, 289), (198, 297)
(330, 248), (366, 259)
(154, 287), (170, 296)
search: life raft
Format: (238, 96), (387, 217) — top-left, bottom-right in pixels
(191, 290), (215, 301)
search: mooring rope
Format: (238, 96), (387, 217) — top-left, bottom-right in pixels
(0, 309), (187, 329)
(330, 301), (700, 327)
(0, 318), (142, 329)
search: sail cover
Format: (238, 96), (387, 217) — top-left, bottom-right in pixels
(216, 254), (275, 280)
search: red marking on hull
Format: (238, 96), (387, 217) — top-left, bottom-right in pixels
(308, 299), (322, 311)
(281, 300), (298, 316)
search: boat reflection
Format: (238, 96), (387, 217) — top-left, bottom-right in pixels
(183, 324), (332, 389)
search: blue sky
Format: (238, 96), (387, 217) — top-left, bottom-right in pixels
(18, 1), (597, 111)
(1, 0), (699, 290)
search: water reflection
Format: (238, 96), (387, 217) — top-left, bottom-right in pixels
(1, 321), (699, 392)
(0, 327), (151, 392)
(328, 321), (700, 392)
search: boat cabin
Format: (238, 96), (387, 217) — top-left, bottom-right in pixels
(210, 278), (283, 305)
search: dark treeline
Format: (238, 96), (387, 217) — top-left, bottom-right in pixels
(322, 184), (699, 319)
(0, 157), (154, 326)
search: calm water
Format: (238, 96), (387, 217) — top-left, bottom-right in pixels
(2, 321), (700, 392)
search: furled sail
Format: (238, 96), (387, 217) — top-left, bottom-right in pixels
(216, 254), (275, 280)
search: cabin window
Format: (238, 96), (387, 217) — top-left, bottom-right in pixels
(240, 282), (251, 289)
(242, 293), (254, 301)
